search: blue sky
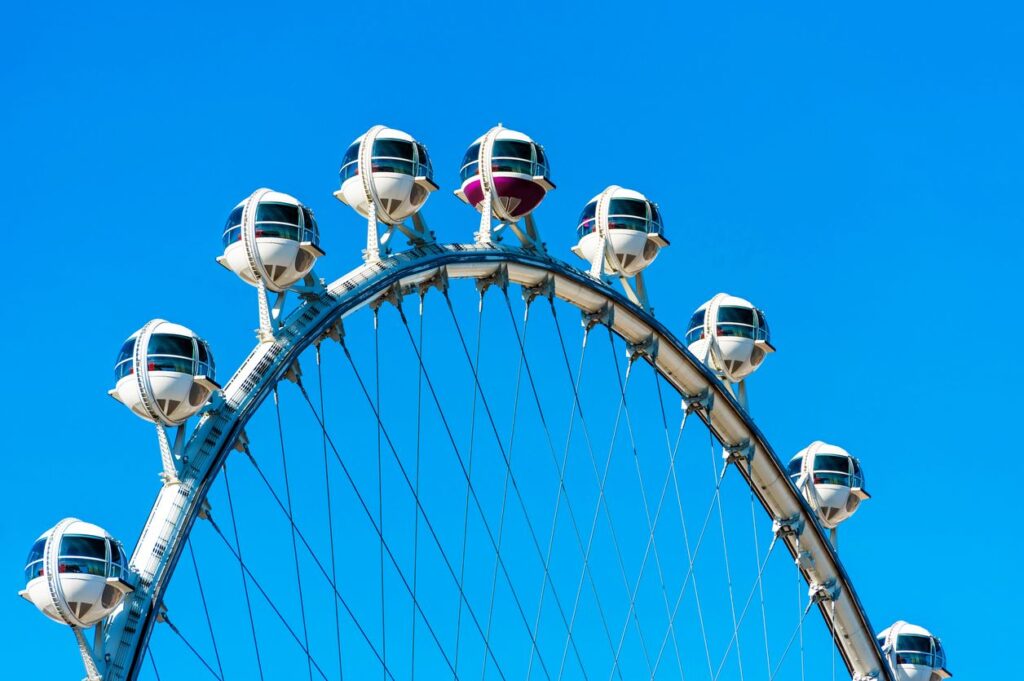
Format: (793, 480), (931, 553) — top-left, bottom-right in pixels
(3, 1), (1021, 678)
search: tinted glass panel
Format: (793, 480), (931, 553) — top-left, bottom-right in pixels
(255, 224), (301, 240)
(224, 206), (243, 230)
(814, 455), (850, 473)
(685, 328), (704, 345)
(58, 558), (105, 576)
(256, 203), (299, 224)
(718, 306), (755, 325)
(116, 340), (134, 365)
(492, 140), (533, 160)
(688, 310), (705, 330)
(897, 635), (933, 653)
(341, 142), (359, 167)
(787, 458), (803, 476)
(373, 138), (414, 160)
(813, 472), (850, 486)
(461, 143), (481, 168)
(340, 163), (358, 182)
(25, 561), (44, 581)
(607, 216), (649, 231)
(578, 201), (597, 223)
(61, 536), (107, 559)
(109, 542), (121, 564)
(371, 159), (415, 175)
(491, 158), (533, 174)
(149, 334), (194, 358)
(196, 341), (208, 363)
(26, 539), (46, 565)
(649, 203), (662, 226)
(149, 357), (195, 373)
(459, 161), (480, 182)
(535, 145), (548, 170)
(717, 324), (756, 339)
(608, 199), (649, 218)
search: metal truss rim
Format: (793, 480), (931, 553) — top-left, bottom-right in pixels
(107, 243), (890, 681)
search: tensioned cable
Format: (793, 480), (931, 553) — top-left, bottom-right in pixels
(163, 615), (223, 681)
(411, 297), (425, 680)
(711, 536), (780, 681)
(454, 293), (485, 676)
(187, 538), (224, 680)
(222, 462), (264, 681)
(274, 387), (313, 681)
(322, 343), (509, 680)
(748, 458), (772, 679)
(205, 517), (331, 680)
(441, 289), (588, 679)
(708, 428), (746, 681)
(542, 301), (620, 681)
(238, 441), (397, 679)
(769, 593), (813, 681)
(316, 344), (345, 681)
(606, 335), (686, 681)
(481, 297), (530, 681)
(558, 330), (653, 681)
(649, 376), (713, 680)
(147, 645), (162, 681)
(395, 299), (554, 679)
(373, 309), (387, 678)
(653, 449), (732, 676)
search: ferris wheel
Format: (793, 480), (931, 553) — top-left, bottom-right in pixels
(21, 124), (951, 681)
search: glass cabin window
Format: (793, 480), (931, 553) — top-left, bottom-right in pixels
(718, 306), (755, 325)
(492, 140), (533, 160)
(224, 206), (243, 230)
(415, 143), (433, 177)
(149, 334), (195, 358)
(342, 143), (359, 168)
(462, 143), (480, 166)
(576, 201), (598, 237)
(256, 203), (299, 225)
(717, 324), (756, 339)
(491, 158), (533, 175)
(896, 635), (933, 653)
(608, 199), (649, 219)
(787, 458), (803, 477)
(58, 558), (106, 576)
(373, 138), (414, 160)
(814, 455), (851, 473)
(688, 310), (705, 331)
(535, 145), (549, 175)
(61, 535), (107, 559)
(26, 538), (46, 566)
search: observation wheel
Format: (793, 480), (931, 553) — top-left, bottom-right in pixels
(21, 125), (950, 681)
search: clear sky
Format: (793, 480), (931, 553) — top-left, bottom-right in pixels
(3, 1), (1021, 678)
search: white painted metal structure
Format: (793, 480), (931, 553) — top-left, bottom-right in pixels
(86, 243), (896, 681)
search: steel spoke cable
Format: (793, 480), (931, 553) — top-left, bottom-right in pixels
(606, 336), (685, 681)
(649, 376), (714, 679)
(222, 462), (265, 681)
(187, 538), (224, 680)
(373, 309), (387, 678)
(711, 536), (780, 681)
(393, 299), (553, 680)
(769, 594), (814, 681)
(654, 456), (731, 678)
(707, 429), (745, 681)
(237, 440), (399, 680)
(747, 459), (772, 679)
(316, 344), (345, 681)
(330, 338), (510, 681)
(454, 293), (485, 676)
(205, 516), (331, 680)
(796, 536), (806, 681)
(411, 296), (426, 681)
(542, 301), (620, 681)
(559, 334), (651, 681)
(163, 615), (223, 681)
(443, 289), (591, 679)
(274, 387), (313, 681)
(481, 297), (530, 681)
(147, 645), (162, 681)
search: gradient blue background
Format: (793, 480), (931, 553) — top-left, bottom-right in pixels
(3, 1), (1020, 677)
